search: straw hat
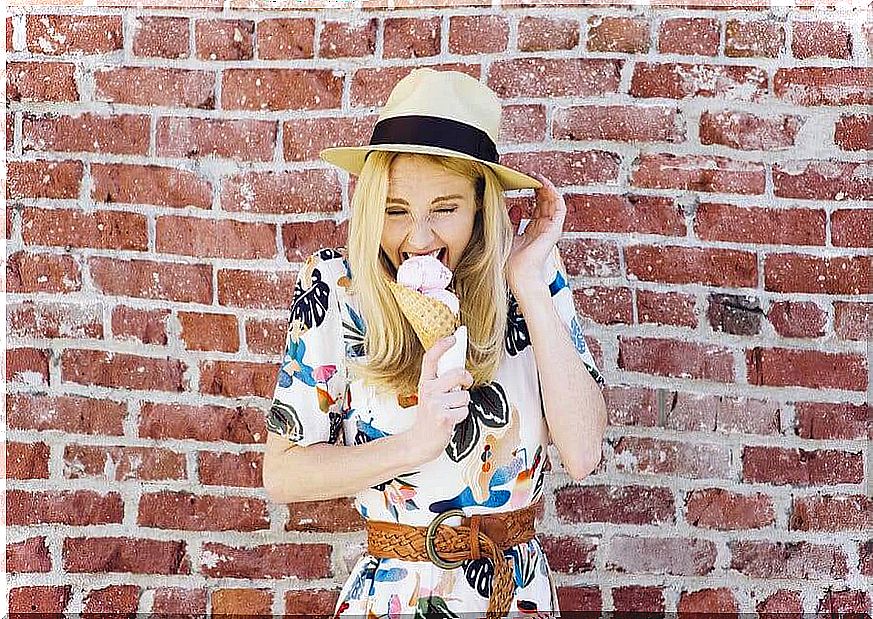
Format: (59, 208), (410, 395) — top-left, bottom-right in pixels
(319, 68), (542, 191)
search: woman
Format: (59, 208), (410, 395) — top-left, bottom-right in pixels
(263, 69), (607, 617)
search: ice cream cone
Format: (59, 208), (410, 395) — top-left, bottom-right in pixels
(387, 280), (460, 351)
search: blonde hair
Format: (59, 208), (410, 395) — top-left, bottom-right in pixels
(346, 151), (513, 396)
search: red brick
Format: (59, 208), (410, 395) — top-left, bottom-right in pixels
(199, 359), (276, 398)
(743, 446), (863, 486)
(223, 68), (342, 111)
(256, 18), (314, 59)
(774, 160), (870, 200)
(6, 347), (49, 386)
(7, 537), (52, 573)
(757, 590), (803, 615)
(175, 312), (239, 353)
(725, 19), (784, 57)
(95, 67), (215, 108)
(9, 586), (71, 613)
(156, 216), (275, 261)
(834, 114), (872, 151)
(319, 19), (376, 58)
(7, 392), (125, 435)
(795, 402), (871, 440)
(699, 110), (803, 150)
(613, 586), (665, 613)
(606, 536), (716, 575)
(64, 537), (189, 574)
(586, 15), (648, 52)
(767, 301), (826, 338)
(518, 17), (579, 51)
(61, 349), (186, 392)
(89, 257), (212, 303)
(211, 589), (271, 616)
(8, 301), (102, 340)
(685, 488), (774, 530)
(285, 497), (364, 532)
(791, 495), (872, 532)
(7, 251), (81, 293)
(652, 0), (769, 7)
(774, 68), (872, 106)
(678, 588), (738, 614)
(112, 306), (169, 345)
(83, 585), (140, 615)
(139, 402), (264, 444)
(22, 207), (147, 250)
(92, 163), (212, 209)
(195, 19), (253, 60)
(631, 62), (767, 100)
(499, 104), (546, 144)
(564, 194), (685, 236)
(603, 386), (659, 427)
(245, 317), (286, 355)
(730, 540), (848, 579)
(490, 58), (621, 97)
(6, 113), (13, 152)
(225, 169), (341, 216)
(556, 484), (675, 525)
(351, 64), (480, 107)
(201, 542), (331, 579)
(636, 290), (697, 327)
(626, 245), (757, 287)
(833, 302), (872, 341)
(571, 287), (633, 325)
(283, 116), (374, 162)
(695, 203), (825, 245)
(152, 588), (207, 616)
(217, 268), (298, 310)
(764, 253), (871, 295)
(449, 15), (508, 54)
(27, 15), (122, 55)
(659, 18), (719, 55)
(139, 491), (269, 531)
(501, 150), (620, 187)
(22, 113), (148, 155)
(614, 436), (730, 479)
(7, 61), (78, 102)
(554, 105), (683, 143)
(539, 535), (597, 574)
(198, 451), (261, 487)
(6, 15), (12, 52)
(861, 541), (873, 576)
(156, 117), (275, 162)
(557, 586), (601, 612)
(667, 392), (781, 435)
(7, 159), (82, 199)
(6, 441), (49, 479)
(631, 153), (765, 194)
(831, 208), (870, 248)
(792, 20), (852, 59)
(281, 220), (348, 263)
(816, 590), (871, 615)
(748, 346), (867, 391)
(619, 337), (734, 382)
(64, 444), (186, 482)
(284, 590), (339, 615)
(383, 17), (440, 58)
(555, 239), (622, 278)
(7, 489), (123, 526)
(133, 16), (189, 58)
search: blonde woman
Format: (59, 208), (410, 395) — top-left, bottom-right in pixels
(263, 69), (607, 617)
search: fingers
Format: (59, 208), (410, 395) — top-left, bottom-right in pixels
(430, 368), (473, 394)
(419, 335), (456, 383)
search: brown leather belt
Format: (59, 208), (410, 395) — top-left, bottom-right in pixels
(365, 500), (541, 616)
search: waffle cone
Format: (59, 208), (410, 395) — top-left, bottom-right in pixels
(387, 280), (460, 350)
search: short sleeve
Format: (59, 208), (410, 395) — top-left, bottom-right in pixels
(542, 246), (606, 388)
(266, 248), (349, 446)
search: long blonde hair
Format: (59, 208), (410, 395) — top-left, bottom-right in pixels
(346, 151), (513, 396)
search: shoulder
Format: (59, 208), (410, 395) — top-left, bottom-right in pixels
(296, 247), (351, 288)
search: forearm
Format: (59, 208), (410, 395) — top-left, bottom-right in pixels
(515, 285), (608, 480)
(263, 432), (423, 503)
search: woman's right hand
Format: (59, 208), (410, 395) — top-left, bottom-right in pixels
(407, 335), (473, 464)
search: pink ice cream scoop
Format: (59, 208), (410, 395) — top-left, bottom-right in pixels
(396, 255), (459, 315)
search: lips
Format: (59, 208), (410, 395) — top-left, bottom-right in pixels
(402, 248), (446, 264)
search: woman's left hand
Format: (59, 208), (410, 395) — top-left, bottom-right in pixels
(507, 172), (566, 295)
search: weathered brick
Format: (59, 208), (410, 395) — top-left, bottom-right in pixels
(678, 589), (738, 614)
(6, 537), (52, 573)
(200, 542), (331, 579)
(92, 163), (212, 209)
(637, 290), (697, 327)
(7, 251), (81, 293)
(626, 245), (757, 287)
(631, 153), (765, 194)
(816, 590), (871, 615)
(6, 441), (49, 479)
(6, 347), (49, 386)
(449, 15), (508, 54)
(138, 491), (269, 531)
(613, 586), (665, 613)
(156, 216), (275, 261)
(774, 68), (872, 106)
(222, 68), (342, 110)
(619, 336), (734, 382)
(490, 58), (621, 97)
(156, 117), (275, 162)
(699, 110), (803, 150)
(630, 62), (767, 100)
(83, 585), (140, 615)
(685, 488), (775, 530)
(211, 589), (271, 616)
(8, 301), (102, 340)
(111, 306), (169, 345)
(7, 489), (123, 526)
(27, 15), (122, 55)
(199, 359), (277, 398)
(757, 590), (803, 615)
(539, 535), (597, 574)
(7, 61), (78, 102)
(834, 114), (872, 151)
(383, 17), (440, 58)
(603, 386), (659, 427)
(198, 451), (261, 487)
(556, 484), (675, 525)
(152, 588), (207, 616)
(22, 113), (148, 155)
(283, 116), (374, 162)
(790, 495), (872, 532)
(501, 150), (620, 187)
(139, 402), (265, 444)
(774, 160), (870, 200)
(792, 20), (851, 59)
(175, 311), (240, 353)
(747, 346), (867, 391)
(764, 253), (871, 295)
(499, 104), (546, 144)
(556, 586), (601, 612)
(767, 300), (826, 338)
(256, 18), (314, 59)
(554, 239), (622, 278)
(195, 19), (253, 60)
(61, 349), (186, 392)
(694, 203), (825, 245)
(730, 541), (848, 579)
(22, 207), (147, 250)
(795, 402), (871, 440)
(285, 497), (364, 532)
(725, 19), (784, 57)
(281, 220), (348, 263)
(7, 160), (82, 200)
(63, 444), (186, 482)
(284, 590), (339, 615)
(613, 437), (730, 479)
(133, 16), (189, 58)
(833, 302), (872, 341)
(554, 105), (683, 143)
(743, 446), (864, 485)
(64, 537), (189, 574)
(9, 586), (71, 614)
(7, 393), (125, 435)
(95, 67), (215, 108)
(831, 208), (870, 248)
(223, 169), (341, 216)
(665, 392), (781, 435)
(89, 257), (212, 303)
(351, 64), (480, 107)
(518, 16), (579, 51)
(217, 268), (298, 310)
(587, 15), (648, 52)
(564, 194), (685, 236)
(606, 537), (716, 575)
(319, 19), (375, 58)
(571, 287), (633, 325)
(245, 317), (286, 355)
(658, 18), (719, 55)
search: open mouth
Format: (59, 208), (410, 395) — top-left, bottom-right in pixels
(402, 248), (446, 265)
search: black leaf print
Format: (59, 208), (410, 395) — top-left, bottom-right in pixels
(506, 543), (540, 588)
(445, 382), (511, 462)
(462, 558), (493, 598)
(317, 248), (343, 261)
(290, 267), (330, 329)
(505, 292), (531, 356)
(266, 400), (304, 442)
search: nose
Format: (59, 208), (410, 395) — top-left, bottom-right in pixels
(407, 217), (436, 248)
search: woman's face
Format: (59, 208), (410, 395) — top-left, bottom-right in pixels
(380, 155), (479, 273)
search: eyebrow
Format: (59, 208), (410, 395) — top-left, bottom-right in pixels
(385, 194), (465, 206)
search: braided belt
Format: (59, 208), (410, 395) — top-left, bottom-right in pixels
(365, 500), (541, 616)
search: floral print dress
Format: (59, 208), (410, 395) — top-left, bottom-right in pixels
(266, 247), (605, 618)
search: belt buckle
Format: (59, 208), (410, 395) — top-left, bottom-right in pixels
(425, 508), (466, 569)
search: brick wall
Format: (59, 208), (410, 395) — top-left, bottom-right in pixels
(5, 0), (871, 615)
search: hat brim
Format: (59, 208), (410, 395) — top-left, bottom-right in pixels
(320, 144), (542, 191)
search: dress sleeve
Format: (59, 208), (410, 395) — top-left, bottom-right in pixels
(542, 245), (606, 388)
(266, 249), (348, 446)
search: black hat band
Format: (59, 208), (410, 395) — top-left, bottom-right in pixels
(369, 115), (499, 164)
